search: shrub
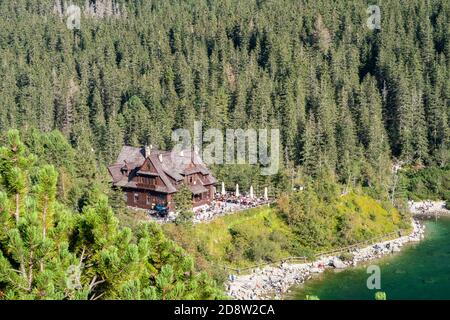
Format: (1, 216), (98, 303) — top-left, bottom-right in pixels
(375, 291), (387, 300)
(340, 252), (354, 261)
(399, 166), (450, 200)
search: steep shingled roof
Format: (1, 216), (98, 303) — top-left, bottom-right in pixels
(108, 146), (217, 194)
(116, 146), (145, 169)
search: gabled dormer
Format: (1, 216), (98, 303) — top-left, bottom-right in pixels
(139, 157), (159, 175)
(120, 161), (130, 176)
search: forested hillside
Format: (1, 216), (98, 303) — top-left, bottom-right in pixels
(0, 0), (448, 301)
(0, 130), (223, 299)
(0, 0), (448, 198)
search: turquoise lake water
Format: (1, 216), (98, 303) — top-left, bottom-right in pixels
(292, 217), (450, 300)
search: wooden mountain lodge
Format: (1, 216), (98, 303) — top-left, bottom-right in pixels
(108, 145), (217, 212)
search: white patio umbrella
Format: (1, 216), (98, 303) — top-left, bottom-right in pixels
(235, 184), (240, 197)
(221, 181), (226, 195)
(249, 185), (254, 199)
(264, 187), (268, 201)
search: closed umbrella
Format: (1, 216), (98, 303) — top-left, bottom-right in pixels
(235, 184), (240, 197)
(221, 181), (226, 195)
(264, 187), (268, 201)
(249, 185), (254, 199)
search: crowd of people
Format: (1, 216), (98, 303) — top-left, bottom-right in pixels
(193, 193), (271, 223)
(145, 192), (271, 224)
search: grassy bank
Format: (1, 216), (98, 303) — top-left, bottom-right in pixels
(163, 205), (295, 282)
(162, 192), (409, 283)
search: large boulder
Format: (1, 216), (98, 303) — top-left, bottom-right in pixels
(332, 258), (346, 269)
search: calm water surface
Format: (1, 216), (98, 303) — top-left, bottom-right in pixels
(292, 217), (450, 300)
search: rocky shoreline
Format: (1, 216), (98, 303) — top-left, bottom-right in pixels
(409, 200), (450, 217)
(226, 219), (425, 300)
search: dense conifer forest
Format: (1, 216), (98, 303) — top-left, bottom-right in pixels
(1, 0), (448, 189)
(0, 0), (448, 299)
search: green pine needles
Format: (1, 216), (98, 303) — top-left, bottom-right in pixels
(0, 130), (224, 300)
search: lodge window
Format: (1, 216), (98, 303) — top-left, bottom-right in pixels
(146, 195), (151, 205)
(137, 176), (156, 186)
(134, 193), (139, 203)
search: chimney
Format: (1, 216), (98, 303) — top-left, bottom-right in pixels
(158, 153), (163, 163)
(122, 160), (129, 176)
(144, 145), (151, 158)
(192, 145), (199, 164)
(180, 150), (184, 157)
